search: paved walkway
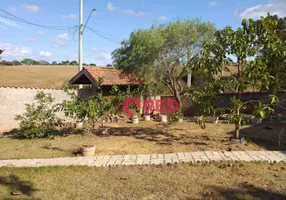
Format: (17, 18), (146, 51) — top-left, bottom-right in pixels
(0, 151), (286, 168)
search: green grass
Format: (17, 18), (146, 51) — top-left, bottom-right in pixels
(0, 162), (286, 200)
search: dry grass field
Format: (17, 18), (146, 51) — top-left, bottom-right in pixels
(0, 162), (285, 200)
(1, 121), (285, 160)
(0, 65), (78, 89)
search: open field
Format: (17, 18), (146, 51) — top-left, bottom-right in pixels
(0, 65), (78, 89)
(0, 162), (285, 200)
(1, 121), (285, 160)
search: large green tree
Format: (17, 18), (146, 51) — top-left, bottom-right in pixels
(195, 16), (286, 139)
(112, 19), (216, 108)
(256, 15), (286, 92)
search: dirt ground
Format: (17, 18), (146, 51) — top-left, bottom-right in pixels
(1, 121), (285, 160)
(0, 162), (285, 200)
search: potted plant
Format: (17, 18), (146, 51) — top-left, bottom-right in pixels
(132, 115), (139, 124)
(81, 145), (96, 157)
(144, 114), (151, 121)
(160, 114), (167, 123)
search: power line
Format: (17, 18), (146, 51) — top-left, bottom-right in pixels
(0, 8), (76, 30)
(85, 26), (121, 44)
(0, 8), (123, 44)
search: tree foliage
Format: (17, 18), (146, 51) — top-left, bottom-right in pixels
(14, 92), (62, 138)
(256, 15), (286, 92)
(194, 16), (285, 138)
(112, 19), (216, 108)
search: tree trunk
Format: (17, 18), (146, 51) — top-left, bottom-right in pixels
(175, 92), (183, 111)
(235, 108), (240, 139)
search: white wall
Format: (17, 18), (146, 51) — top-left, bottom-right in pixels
(0, 87), (73, 132)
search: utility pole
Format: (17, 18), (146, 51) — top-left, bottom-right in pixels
(78, 0), (83, 89)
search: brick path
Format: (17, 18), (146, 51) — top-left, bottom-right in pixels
(0, 151), (285, 168)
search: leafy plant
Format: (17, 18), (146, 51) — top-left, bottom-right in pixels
(60, 91), (110, 133)
(14, 92), (62, 138)
(167, 109), (184, 123)
(193, 16), (285, 139)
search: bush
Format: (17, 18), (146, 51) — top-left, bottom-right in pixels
(14, 92), (62, 138)
(167, 110), (184, 123)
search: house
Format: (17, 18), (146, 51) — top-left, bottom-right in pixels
(69, 66), (144, 96)
(69, 66), (161, 115)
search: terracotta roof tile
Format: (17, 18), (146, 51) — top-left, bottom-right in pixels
(84, 66), (143, 86)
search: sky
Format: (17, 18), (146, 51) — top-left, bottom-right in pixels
(0, 0), (285, 65)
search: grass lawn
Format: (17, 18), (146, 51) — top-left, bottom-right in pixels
(0, 121), (285, 160)
(0, 162), (285, 199)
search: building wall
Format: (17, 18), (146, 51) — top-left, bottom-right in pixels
(0, 87), (73, 132)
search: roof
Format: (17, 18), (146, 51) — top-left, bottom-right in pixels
(69, 66), (144, 86)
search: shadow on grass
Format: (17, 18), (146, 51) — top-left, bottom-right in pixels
(96, 126), (209, 146)
(227, 122), (286, 151)
(188, 184), (286, 200)
(0, 175), (38, 196)
(3, 127), (84, 139)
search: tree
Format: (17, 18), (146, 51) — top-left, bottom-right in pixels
(21, 58), (40, 65)
(106, 64), (113, 67)
(21, 58), (34, 65)
(60, 60), (70, 65)
(60, 79), (111, 133)
(112, 19), (216, 109)
(256, 15), (286, 92)
(90, 63), (96, 66)
(70, 60), (78, 65)
(194, 16), (285, 139)
(52, 61), (58, 65)
(39, 60), (50, 65)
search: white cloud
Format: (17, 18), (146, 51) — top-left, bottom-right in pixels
(107, 2), (116, 11)
(0, 43), (32, 59)
(122, 9), (146, 16)
(239, 1), (286, 19)
(61, 14), (77, 20)
(28, 31), (44, 42)
(53, 33), (70, 47)
(209, 1), (217, 7)
(40, 51), (53, 57)
(0, 18), (22, 28)
(158, 16), (168, 21)
(89, 48), (112, 65)
(23, 4), (40, 13)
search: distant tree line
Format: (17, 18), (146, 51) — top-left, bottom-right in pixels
(0, 57), (99, 66)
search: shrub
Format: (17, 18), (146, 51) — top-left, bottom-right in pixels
(167, 110), (184, 123)
(14, 92), (62, 138)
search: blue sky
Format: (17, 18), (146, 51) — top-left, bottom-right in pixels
(0, 0), (285, 65)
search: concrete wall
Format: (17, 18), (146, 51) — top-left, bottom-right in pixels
(183, 92), (286, 116)
(0, 87), (73, 132)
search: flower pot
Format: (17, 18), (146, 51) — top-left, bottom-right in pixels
(81, 145), (96, 157)
(230, 137), (245, 144)
(160, 115), (167, 123)
(76, 122), (84, 129)
(144, 115), (151, 121)
(132, 116), (139, 124)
